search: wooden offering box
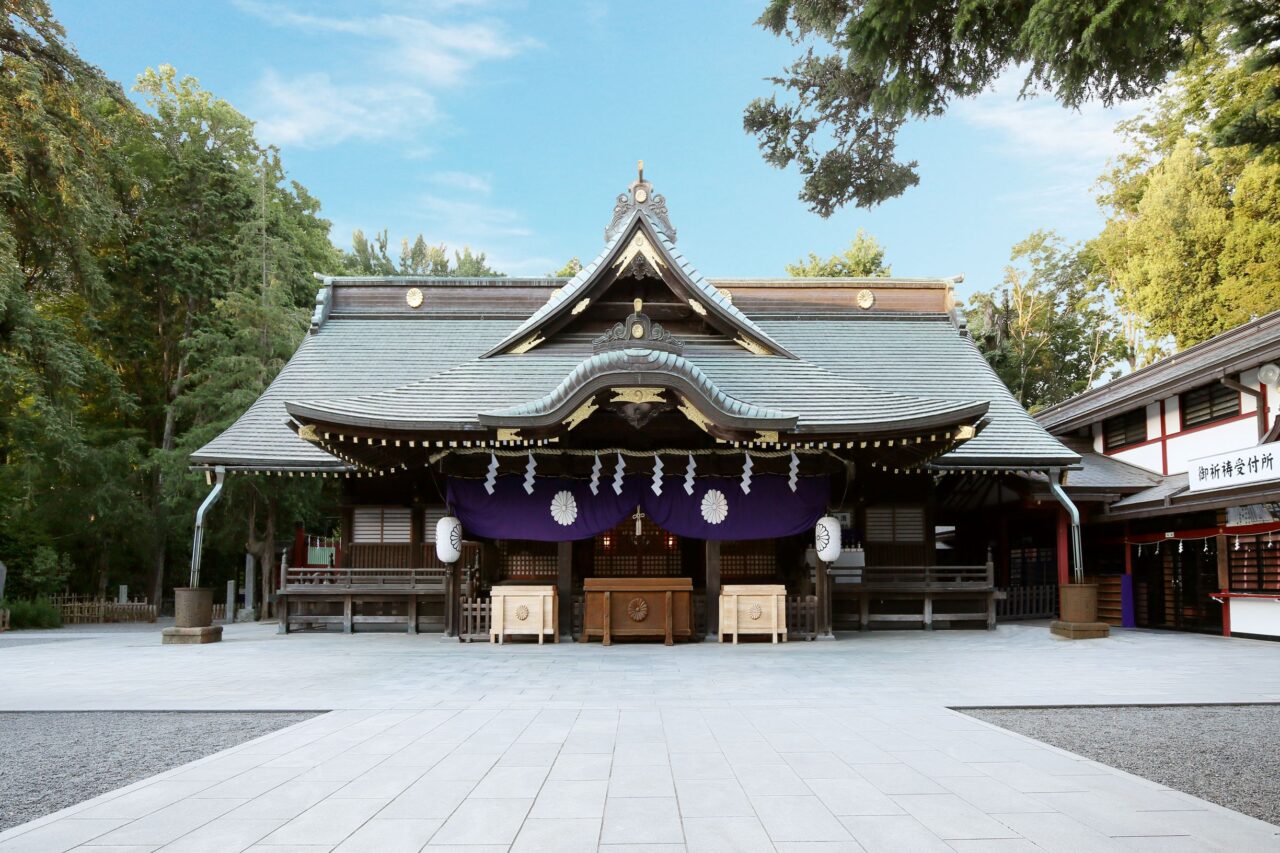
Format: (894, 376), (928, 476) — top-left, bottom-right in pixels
(581, 578), (693, 645)
(490, 585), (558, 644)
(719, 584), (787, 644)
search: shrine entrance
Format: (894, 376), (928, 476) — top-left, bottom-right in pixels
(591, 509), (684, 578)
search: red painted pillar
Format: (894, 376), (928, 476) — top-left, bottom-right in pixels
(1056, 508), (1070, 586)
(1123, 522), (1133, 575)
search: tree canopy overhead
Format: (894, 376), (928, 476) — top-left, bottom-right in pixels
(744, 0), (1257, 215)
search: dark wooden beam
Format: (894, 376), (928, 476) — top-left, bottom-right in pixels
(705, 540), (721, 640)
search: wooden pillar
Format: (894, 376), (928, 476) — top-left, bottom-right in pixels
(557, 541), (573, 639)
(705, 540), (721, 640)
(816, 558), (834, 638)
(409, 505), (423, 569)
(1123, 522), (1133, 575)
(1217, 532), (1230, 592)
(1056, 508), (1070, 586)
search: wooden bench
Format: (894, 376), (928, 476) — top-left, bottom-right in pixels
(830, 564), (996, 631)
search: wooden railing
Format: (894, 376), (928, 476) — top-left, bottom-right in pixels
(829, 564), (993, 590)
(345, 543), (413, 569)
(283, 565), (449, 591)
(0, 608), (8, 632)
(995, 584), (1058, 620)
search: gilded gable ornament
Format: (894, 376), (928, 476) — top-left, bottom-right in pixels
(604, 161), (678, 243)
(593, 298), (685, 355)
(856, 288), (876, 310)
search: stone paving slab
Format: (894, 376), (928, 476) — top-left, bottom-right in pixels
(0, 622), (1276, 851)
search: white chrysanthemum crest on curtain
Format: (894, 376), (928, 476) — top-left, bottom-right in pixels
(550, 491), (578, 526)
(701, 489), (728, 524)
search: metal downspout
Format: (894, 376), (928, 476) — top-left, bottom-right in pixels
(189, 466), (227, 588)
(1047, 468), (1083, 585)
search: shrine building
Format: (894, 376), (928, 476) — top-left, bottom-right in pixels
(190, 169), (1081, 640)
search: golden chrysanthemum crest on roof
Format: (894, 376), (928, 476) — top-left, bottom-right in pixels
(605, 159), (677, 244)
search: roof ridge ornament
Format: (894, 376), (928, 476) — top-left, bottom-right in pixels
(605, 160), (677, 244)
(593, 297), (684, 355)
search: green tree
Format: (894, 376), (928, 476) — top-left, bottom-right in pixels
(552, 258), (583, 277)
(744, 1), (1231, 214)
(786, 230), (889, 276)
(1093, 40), (1280, 352)
(966, 232), (1127, 412)
(344, 231), (503, 277)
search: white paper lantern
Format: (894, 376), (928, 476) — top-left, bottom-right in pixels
(815, 515), (841, 563)
(436, 515), (463, 563)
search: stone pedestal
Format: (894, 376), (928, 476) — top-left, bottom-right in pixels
(161, 625), (224, 645)
(174, 587), (213, 628)
(1050, 583), (1109, 639)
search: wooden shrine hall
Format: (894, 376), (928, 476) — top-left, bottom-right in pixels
(190, 166), (1081, 640)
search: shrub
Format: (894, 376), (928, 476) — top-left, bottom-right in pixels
(0, 598), (63, 630)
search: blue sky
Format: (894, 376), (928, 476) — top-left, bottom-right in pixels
(58, 0), (1145, 301)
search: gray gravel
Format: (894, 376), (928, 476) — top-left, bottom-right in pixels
(0, 711), (317, 831)
(964, 704), (1280, 825)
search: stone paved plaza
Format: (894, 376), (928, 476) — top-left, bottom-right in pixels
(0, 622), (1278, 852)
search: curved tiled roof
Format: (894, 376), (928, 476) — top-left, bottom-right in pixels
(481, 211), (794, 359)
(480, 348), (797, 427)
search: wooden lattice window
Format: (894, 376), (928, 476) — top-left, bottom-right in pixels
(498, 541), (558, 580)
(1180, 383), (1240, 430)
(422, 506), (448, 542)
(351, 506), (412, 543)
(722, 540), (777, 581)
(1103, 409), (1147, 450)
(865, 506), (925, 543)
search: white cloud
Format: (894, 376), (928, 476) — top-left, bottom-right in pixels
(253, 69), (437, 148)
(417, 194), (533, 242)
(427, 171), (493, 194)
(954, 69), (1150, 178)
(235, 0), (535, 148)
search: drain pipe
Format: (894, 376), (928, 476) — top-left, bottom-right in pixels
(189, 466), (227, 588)
(1047, 468), (1083, 585)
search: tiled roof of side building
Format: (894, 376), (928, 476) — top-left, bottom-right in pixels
(1037, 310), (1280, 434)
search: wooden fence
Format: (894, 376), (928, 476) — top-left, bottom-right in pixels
(787, 595), (817, 640)
(0, 608), (9, 632)
(459, 597), (491, 642)
(995, 584), (1058, 620)
(50, 594), (157, 624)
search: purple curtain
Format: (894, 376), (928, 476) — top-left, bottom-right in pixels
(445, 474), (828, 542)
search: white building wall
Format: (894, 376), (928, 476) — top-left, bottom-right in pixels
(1166, 417), (1260, 475)
(1110, 442), (1164, 473)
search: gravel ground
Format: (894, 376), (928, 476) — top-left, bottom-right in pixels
(0, 711), (317, 831)
(964, 704), (1280, 825)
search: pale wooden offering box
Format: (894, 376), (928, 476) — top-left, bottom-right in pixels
(719, 584), (787, 644)
(490, 584), (558, 644)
